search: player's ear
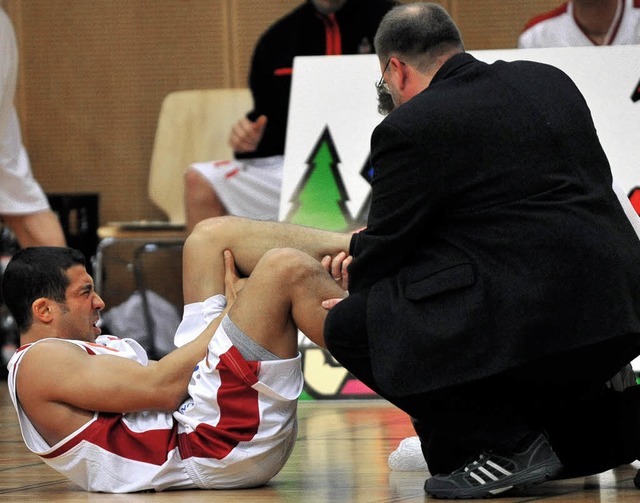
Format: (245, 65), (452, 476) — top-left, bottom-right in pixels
(32, 298), (54, 323)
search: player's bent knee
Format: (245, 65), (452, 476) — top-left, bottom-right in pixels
(191, 215), (238, 238)
(258, 247), (320, 285)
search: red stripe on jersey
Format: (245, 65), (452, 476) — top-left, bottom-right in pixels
(274, 67), (293, 76)
(84, 341), (119, 353)
(10, 345), (32, 381)
(224, 167), (241, 179)
(213, 160), (232, 168)
(42, 414), (179, 466)
(12, 344), (33, 379)
(523, 3), (569, 31)
(178, 346), (261, 460)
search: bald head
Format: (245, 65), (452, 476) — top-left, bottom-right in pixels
(374, 2), (464, 72)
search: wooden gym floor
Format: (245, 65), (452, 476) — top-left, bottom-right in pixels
(1, 384), (639, 502)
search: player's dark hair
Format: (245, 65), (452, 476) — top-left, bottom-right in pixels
(1, 247), (85, 332)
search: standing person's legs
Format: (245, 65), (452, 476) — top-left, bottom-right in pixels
(2, 211), (66, 247)
(0, 143), (66, 247)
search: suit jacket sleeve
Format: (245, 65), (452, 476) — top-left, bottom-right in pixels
(349, 119), (443, 292)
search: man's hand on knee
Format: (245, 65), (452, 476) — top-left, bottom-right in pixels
(321, 252), (351, 309)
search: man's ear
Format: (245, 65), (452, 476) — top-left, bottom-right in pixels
(390, 57), (408, 89)
(32, 298), (54, 324)
(393, 57), (423, 98)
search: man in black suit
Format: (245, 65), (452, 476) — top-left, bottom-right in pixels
(188, 2), (640, 498)
(320, 2), (640, 498)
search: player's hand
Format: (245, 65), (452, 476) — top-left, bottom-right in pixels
(223, 249), (246, 305)
(228, 115), (268, 153)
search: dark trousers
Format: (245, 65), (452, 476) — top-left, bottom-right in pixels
(324, 290), (640, 475)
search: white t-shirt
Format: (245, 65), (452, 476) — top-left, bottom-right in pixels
(518, 0), (640, 48)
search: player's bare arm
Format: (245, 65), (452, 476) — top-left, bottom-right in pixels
(16, 250), (241, 447)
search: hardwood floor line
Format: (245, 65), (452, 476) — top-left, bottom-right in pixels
(0, 479), (68, 495)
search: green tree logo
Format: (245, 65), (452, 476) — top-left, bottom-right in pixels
(285, 127), (353, 231)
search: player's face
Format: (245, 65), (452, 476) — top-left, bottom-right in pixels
(311, 0), (348, 15)
(54, 265), (105, 342)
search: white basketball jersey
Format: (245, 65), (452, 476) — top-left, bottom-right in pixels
(7, 330), (302, 492)
(518, 0), (640, 48)
(7, 336), (191, 492)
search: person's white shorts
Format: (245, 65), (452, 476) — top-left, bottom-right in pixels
(173, 294), (303, 488)
(188, 155), (283, 221)
(0, 145), (50, 215)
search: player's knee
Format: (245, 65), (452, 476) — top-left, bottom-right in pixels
(187, 216), (239, 252)
(259, 247), (320, 286)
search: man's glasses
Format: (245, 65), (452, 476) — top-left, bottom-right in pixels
(376, 59), (391, 93)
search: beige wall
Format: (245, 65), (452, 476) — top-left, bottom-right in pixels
(2, 0), (561, 226)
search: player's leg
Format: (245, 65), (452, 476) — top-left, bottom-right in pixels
(182, 216), (350, 304)
(3, 211), (66, 247)
(227, 247), (347, 357)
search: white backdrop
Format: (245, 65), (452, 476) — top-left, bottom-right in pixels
(282, 46), (640, 220)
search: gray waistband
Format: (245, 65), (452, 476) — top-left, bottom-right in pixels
(222, 315), (279, 361)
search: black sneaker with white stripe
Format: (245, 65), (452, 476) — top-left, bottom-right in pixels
(424, 432), (563, 499)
